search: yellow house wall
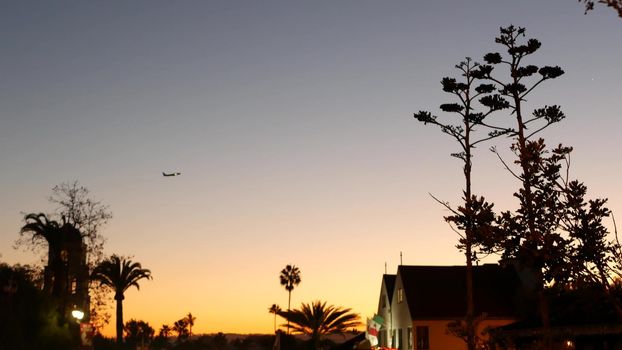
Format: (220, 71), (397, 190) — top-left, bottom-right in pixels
(411, 319), (515, 350)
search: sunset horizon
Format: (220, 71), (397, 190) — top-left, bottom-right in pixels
(2, 1), (622, 348)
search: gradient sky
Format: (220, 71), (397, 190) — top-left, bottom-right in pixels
(1, 0), (621, 337)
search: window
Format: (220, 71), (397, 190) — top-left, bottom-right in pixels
(382, 294), (387, 308)
(397, 288), (403, 303)
(60, 250), (69, 262)
(416, 326), (429, 350)
(398, 328), (403, 350)
(71, 279), (77, 294)
(407, 327), (413, 349)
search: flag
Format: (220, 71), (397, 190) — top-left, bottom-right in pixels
(366, 315), (384, 346)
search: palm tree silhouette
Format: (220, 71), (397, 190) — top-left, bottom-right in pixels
(279, 264), (301, 333)
(21, 213), (88, 323)
(173, 318), (189, 341)
(186, 312), (196, 338)
(20, 213), (64, 293)
(92, 255), (152, 345)
(268, 304), (281, 333)
(279, 301), (361, 350)
(20, 213), (61, 247)
(159, 324), (171, 338)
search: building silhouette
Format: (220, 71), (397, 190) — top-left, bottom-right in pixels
(43, 223), (90, 323)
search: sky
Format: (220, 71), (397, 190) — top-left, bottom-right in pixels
(1, 0), (621, 337)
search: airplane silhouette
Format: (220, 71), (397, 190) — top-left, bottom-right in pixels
(162, 172), (182, 177)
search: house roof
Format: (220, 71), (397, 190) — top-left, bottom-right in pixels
(398, 264), (521, 320)
(383, 274), (396, 304)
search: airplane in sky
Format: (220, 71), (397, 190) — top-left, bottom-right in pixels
(162, 172), (182, 177)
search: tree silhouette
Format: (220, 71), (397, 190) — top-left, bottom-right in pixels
(17, 182), (113, 331)
(152, 324), (172, 350)
(20, 213), (90, 325)
(158, 324), (171, 338)
(279, 301), (360, 350)
(0, 262), (76, 349)
(474, 26), (564, 345)
(91, 255), (152, 345)
(268, 304), (282, 333)
(580, 0), (622, 16)
(173, 318), (190, 342)
(48, 181), (112, 265)
(185, 312), (196, 338)
(279, 264), (301, 334)
(50, 182), (113, 332)
(470, 25), (622, 348)
(124, 319), (154, 349)
(19, 214), (64, 292)
(416, 25), (620, 349)
(414, 57), (510, 350)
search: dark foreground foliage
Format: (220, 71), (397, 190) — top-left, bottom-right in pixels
(92, 332), (343, 350)
(0, 262), (78, 350)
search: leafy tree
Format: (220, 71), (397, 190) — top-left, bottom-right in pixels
(124, 319), (155, 349)
(279, 264), (301, 333)
(473, 26), (563, 339)
(416, 25), (620, 350)
(51, 182), (113, 326)
(414, 57), (510, 350)
(48, 181), (112, 264)
(16, 181), (113, 330)
(0, 262), (75, 350)
(278, 301), (361, 350)
(579, 0), (622, 16)
(555, 156), (622, 317)
(91, 255), (152, 345)
(471, 25), (622, 348)
(268, 304), (282, 333)
(49, 182), (113, 330)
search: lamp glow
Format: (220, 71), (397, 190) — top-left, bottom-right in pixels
(71, 309), (84, 321)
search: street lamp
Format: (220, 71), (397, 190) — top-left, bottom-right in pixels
(71, 309), (84, 322)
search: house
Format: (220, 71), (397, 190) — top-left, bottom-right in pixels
(376, 264), (526, 350)
(377, 274), (396, 346)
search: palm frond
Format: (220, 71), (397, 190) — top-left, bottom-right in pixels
(92, 254), (152, 296)
(279, 300), (361, 344)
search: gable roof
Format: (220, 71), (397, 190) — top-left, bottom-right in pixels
(397, 264), (521, 320)
(383, 274), (396, 304)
